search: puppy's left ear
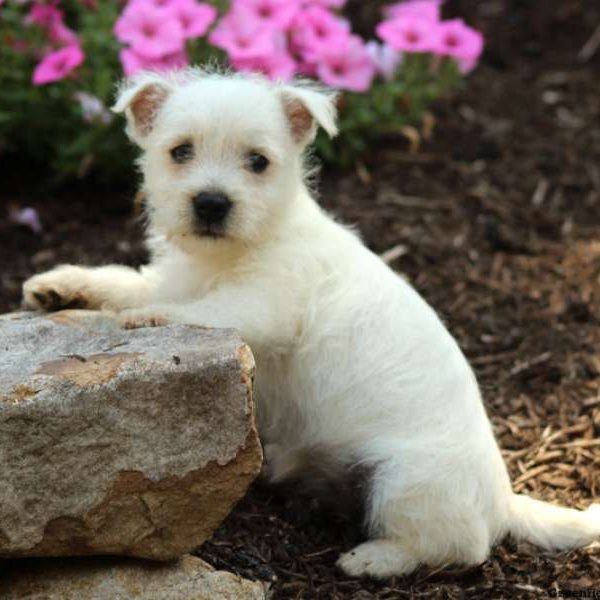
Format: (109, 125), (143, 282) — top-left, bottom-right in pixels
(279, 83), (339, 146)
(112, 72), (174, 145)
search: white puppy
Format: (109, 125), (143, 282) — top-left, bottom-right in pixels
(23, 69), (600, 578)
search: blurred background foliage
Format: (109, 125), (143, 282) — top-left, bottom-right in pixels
(0, 0), (478, 186)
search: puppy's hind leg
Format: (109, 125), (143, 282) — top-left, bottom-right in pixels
(338, 539), (419, 579)
(337, 470), (421, 579)
(337, 458), (492, 579)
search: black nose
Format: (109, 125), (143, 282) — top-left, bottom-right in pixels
(193, 192), (232, 225)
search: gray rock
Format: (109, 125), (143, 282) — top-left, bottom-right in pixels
(0, 310), (262, 560)
(0, 554), (270, 599)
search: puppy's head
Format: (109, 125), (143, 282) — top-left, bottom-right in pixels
(113, 69), (338, 253)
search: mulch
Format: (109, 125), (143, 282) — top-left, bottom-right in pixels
(1, 1), (599, 598)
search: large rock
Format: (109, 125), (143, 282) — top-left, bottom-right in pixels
(0, 554), (269, 599)
(0, 310), (262, 561)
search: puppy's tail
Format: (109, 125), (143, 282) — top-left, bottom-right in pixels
(508, 494), (600, 550)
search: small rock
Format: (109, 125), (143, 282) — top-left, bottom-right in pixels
(0, 555), (269, 599)
(0, 310), (262, 561)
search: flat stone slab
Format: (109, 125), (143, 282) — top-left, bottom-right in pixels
(0, 554), (269, 599)
(0, 310), (262, 560)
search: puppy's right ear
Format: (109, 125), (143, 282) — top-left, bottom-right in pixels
(112, 73), (173, 145)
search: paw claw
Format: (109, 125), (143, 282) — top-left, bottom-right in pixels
(46, 289), (63, 310)
(121, 314), (169, 330)
(27, 286), (71, 311)
(32, 291), (49, 307)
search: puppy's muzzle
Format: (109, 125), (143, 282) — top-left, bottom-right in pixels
(193, 191), (232, 227)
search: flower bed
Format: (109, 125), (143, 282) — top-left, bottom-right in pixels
(0, 0), (483, 181)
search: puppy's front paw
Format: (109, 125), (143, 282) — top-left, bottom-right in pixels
(119, 310), (169, 330)
(23, 267), (90, 312)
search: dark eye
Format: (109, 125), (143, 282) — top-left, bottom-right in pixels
(247, 152), (269, 174)
(170, 142), (194, 164)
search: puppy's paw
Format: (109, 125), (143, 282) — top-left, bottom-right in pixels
(120, 310), (169, 330)
(337, 540), (418, 579)
(23, 266), (90, 312)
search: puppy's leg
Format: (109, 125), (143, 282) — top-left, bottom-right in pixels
(23, 265), (157, 312)
(337, 540), (419, 578)
(338, 458), (492, 579)
(337, 482), (422, 579)
(117, 283), (295, 347)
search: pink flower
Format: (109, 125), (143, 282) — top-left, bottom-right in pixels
(316, 35), (375, 92)
(385, 0), (443, 22)
(25, 3), (63, 28)
(49, 21), (79, 46)
(365, 40), (402, 80)
(119, 47), (148, 76)
(232, 0), (301, 30)
(119, 46), (188, 76)
(456, 55), (477, 74)
(209, 12), (276, 60)
(432, 18), (483, 63)
(114, 2), (185, 59)
(132, 0), (180, 8)
(170, 0), (217, 39)
(302, 0), (346, 7)
(153, 48), (190, 69)
(377, 15), (437, 53)
(32, 45), (85, 85)
(24, 1), (80, 48)
(290, 6), (351, 63)
(232, 50), (297, 81)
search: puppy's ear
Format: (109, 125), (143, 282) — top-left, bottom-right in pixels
(280, 83), (339, 145)
(112, 73), (173, 144)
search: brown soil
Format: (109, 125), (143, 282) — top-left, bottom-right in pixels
(1, 1), (599, 598)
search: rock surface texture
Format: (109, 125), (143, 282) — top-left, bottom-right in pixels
(0, 310), (262, 561)
(0, 554), (269, 599)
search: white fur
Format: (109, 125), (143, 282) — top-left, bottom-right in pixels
(23, 69), (600, 578)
